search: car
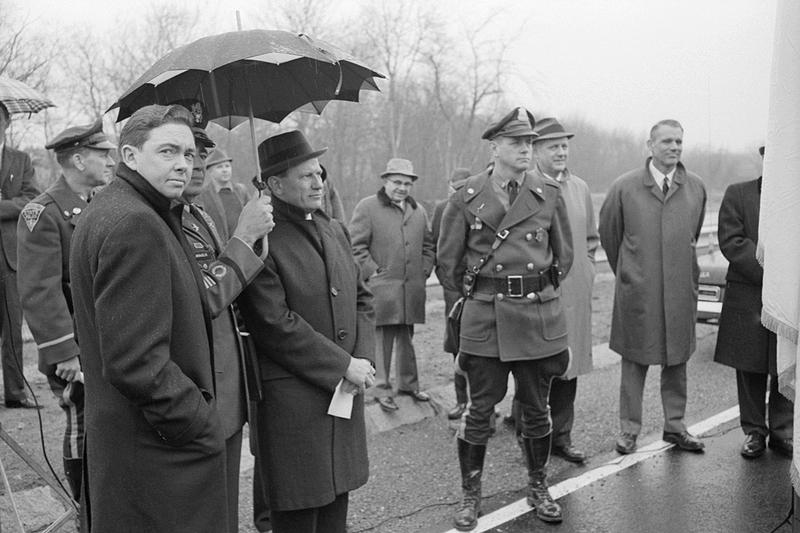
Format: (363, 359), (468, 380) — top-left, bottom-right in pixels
(696, 244), (728, 323)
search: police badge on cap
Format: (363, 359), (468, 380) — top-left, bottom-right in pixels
(481, 107), (538, 140)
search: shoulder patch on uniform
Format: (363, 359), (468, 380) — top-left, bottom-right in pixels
(211, 264), (228, 279)
(21, 203), (46, 232)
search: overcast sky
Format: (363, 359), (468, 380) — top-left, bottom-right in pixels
(18, 0), (776, 151)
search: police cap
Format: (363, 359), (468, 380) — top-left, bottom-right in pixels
(45, 120), (116, 152)
(481, 107), (538, 140)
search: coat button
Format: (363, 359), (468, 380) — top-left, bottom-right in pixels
(526, 292), (538, 301)
(526, 233), (533, 241)
(330, 286), (339, 297)
(496, 293), (504, 301)
(527, 263), (535, 271)
(337, 329), (348, 340)
(495, 264), (503, 272)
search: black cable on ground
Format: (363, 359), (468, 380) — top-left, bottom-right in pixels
(1, 275), (73, 504)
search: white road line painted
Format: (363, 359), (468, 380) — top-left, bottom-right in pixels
(442, 405), (740, 533)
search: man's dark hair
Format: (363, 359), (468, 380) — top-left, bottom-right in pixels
(0, 103), (9, 122)
(119, 104), (194, 153)
(649, 119), (683, 140)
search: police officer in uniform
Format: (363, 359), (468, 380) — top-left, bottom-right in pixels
(181, 125), (274, 533)
(437, 107), (573, 529)
(17, 120), (115, 499)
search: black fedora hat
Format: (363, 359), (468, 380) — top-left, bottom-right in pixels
(258, 130), (327, 178)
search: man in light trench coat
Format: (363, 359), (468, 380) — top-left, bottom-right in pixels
(532, 118), (598, 463)
(599, 118), (707, 455)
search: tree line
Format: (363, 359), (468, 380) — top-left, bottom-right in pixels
(2, 0), (760, 220)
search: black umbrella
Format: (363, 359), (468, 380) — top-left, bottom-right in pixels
(109, 29), (384, 256)
(109, 30), (383, 127)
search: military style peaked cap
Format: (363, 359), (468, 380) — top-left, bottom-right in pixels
(192, 127), (216, 149)
(46, 120), (116, 152)
(481, 106), (538, 140)
(170, 98), (209, 128)
(533, 117), (574, 141)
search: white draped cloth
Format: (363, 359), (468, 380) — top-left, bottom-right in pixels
(759, 0), (800, 489)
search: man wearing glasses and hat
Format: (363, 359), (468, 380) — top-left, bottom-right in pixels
(438, 107), (573, 528)
(350, 157), (436, 412)
(17, 120), (115, 500)
(238, 130), (375, 533)
(0, 103), (40, 410)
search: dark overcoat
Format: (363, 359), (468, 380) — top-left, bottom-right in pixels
(599, 159), (706, 366)
(17, 176), (84, 374)
(1, 145), (40, 269)
(69, 165), (227, 533)
(349, 188), (435, 325)
(436, 169), (574, 361)
(713, 178), (777, 374)
(239, 196), (375, 512)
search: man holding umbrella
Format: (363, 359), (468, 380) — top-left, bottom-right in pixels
(181, 122), (274, 532)
(0, 102), (40, 409)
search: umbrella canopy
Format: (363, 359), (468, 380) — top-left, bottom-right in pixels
(109, 29), (384, 127)
(0, 76), (56, 115)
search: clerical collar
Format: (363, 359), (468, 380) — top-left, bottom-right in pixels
(649, 160), (675, 184)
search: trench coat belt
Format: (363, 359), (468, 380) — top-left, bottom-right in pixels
(473, 274), (549, 298)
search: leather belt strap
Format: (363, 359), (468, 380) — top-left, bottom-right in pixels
(473, 274), (549, 297)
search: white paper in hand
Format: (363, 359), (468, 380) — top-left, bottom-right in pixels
(327, 379), (354, 419)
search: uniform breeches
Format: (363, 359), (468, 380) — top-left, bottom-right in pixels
(459, 350), (569, 444)
(46, 376), (84, 460)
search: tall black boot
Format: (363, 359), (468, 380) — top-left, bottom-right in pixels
(453, 438), (486, 531)
(523, 434), (562, 523)
(63, 457), (82, 501)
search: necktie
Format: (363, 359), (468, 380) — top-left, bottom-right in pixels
(507, 180), (519, 206)
(662, 177), (669, 196)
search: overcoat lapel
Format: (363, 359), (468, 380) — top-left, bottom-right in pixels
(465, 172), (505, 232)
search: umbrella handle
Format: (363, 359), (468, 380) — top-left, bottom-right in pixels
(257, 189), (269, 261)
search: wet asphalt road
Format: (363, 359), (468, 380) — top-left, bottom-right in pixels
(231, 320), (749, 533)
